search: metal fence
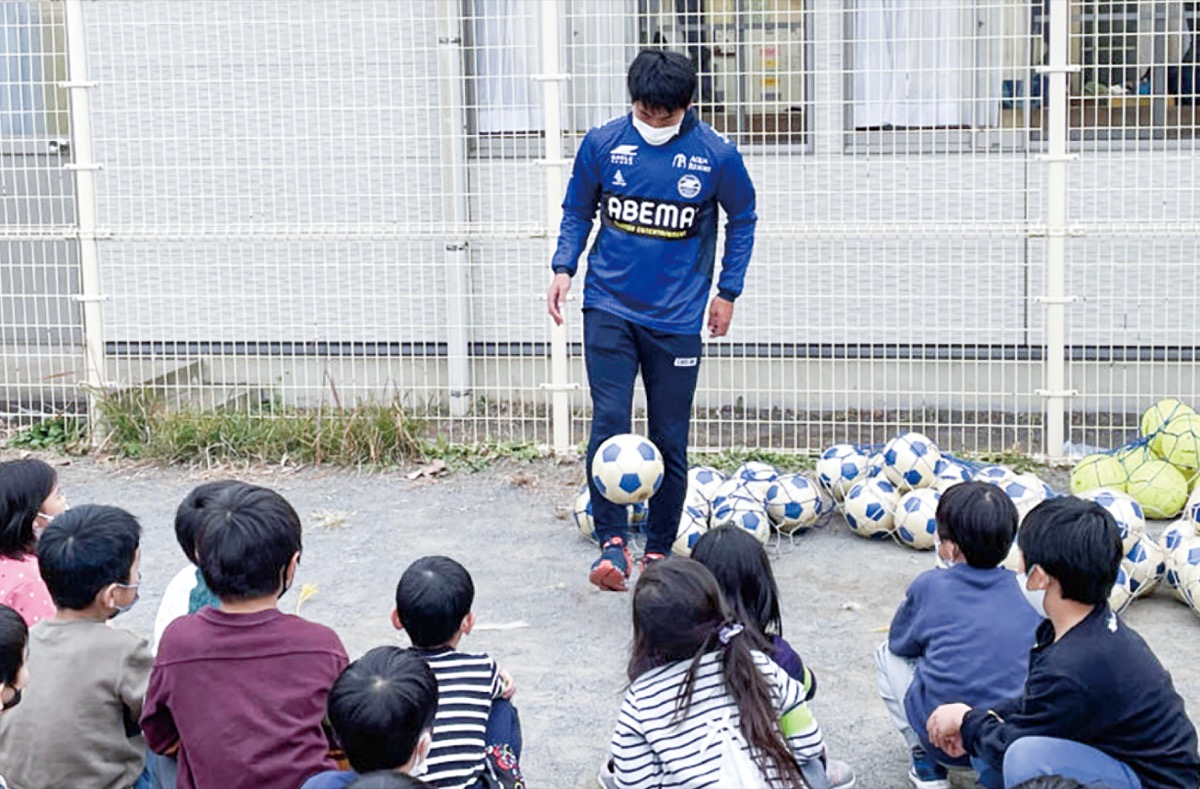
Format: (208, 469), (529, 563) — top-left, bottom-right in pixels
(2, 0), (1199, 459)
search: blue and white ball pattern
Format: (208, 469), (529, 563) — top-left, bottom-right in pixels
(1078, 487), (1146, 554)
(1003, 473), (1054, 524)
(591, 434), (664, 505)
(1124, 535), (1165, 601)
(931, 456), (973, 491)
(734, 461), (780, 500)
(842, 477), (900, 539)
(687, 466), (727, 504)
(816, 444), (870, 501)
(894, 488), (941, 550)
(711, 499), (772, 545)
(882, 432), (942, 490)
(765, 473), (822, 534)
(673, 504), (710, 557)
(572, 484), (596, 543)
(1159, 519), (1197, 605)
(975, 465), (1017, 488)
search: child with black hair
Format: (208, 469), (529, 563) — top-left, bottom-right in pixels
(393, 556), (521, 789)
(0, 504), (153, 789)
(0, 458), (68, 625)
(876, 481), (1041, 789)
(0, 603), (28, 789)
(691, 525), (816, 694)
(141, 484), (349, 789)
(928, 496), (1200, 789)
(301, 646), (439, 789)
(607, 559), (851, 789)
(150, 480), (241, 653)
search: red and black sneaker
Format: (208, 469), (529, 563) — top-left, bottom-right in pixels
(638, 552), (668, 574)
(589, 536), (632, 592)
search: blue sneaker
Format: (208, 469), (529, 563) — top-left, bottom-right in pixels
(589, 536), (632, 591)
(908, 746), (950, 789)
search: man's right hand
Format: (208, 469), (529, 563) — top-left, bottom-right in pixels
(546, 273), (572, 326)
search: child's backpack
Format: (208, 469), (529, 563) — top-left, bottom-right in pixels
(696, 709), (772, 789)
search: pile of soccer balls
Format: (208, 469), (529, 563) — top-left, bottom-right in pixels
(1070, 398), (1200, 519)
(817, 432), (1054, 552)
(571, 433), (834, 556)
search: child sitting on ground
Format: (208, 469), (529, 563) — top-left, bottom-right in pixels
(141, 483), (349, 789)
(876, 481), (1041, 789)
(0, 602), (30, 788)
(301, 646), (439, 789)
(927, 496), (1200, 789)
(151, 480), (238, 652)
(0, 505), (153, 789)
(692, 524), (816, 695)
(606, 559), (853, 789)
(393, 556), (521, 789)
(0, 458), (69, 625)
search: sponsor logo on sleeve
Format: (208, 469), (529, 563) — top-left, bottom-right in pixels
(677, 174), (702, 199)
(609, 144), (638, 166)
(687, 155), (711, 172)
(600, 191), (700, 241)
(672, 153), (688, 169)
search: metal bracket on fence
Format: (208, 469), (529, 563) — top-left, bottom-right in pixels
(1033, 153), (1079, 163)
(1034, 64), (1082, 74)
(64, 163), (104, 171)
(540, 382), (581, 392)
(70, 294), (111, 303)
(534, 158), (572, 168)
(532, 73), (572, 83)
(1027, 226), (1085, 238)
(444, 242), (468, 252)
(437, 36), (462, 45)
(57, 80), (98, 89)
(1035, 389), (1079, 399)
(1033, 295), (1082, 305)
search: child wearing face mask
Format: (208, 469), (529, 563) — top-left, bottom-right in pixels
(0, 459), (69, 626)
(875, 481), (1041, 789)
(141, 484), (348, 789)
(0, 504), (153, 789)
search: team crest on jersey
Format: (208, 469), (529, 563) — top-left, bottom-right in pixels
(672, 153), (687, 169)
(610, 144), (638, 166)
(677, 174), (702, 199)
(601, 191), (699, 241)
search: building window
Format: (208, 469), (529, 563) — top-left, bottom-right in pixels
(638, 0), (807, 145)
(0, 0), (68, 143)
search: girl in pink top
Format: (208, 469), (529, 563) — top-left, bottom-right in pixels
(0, 460), (67, 626)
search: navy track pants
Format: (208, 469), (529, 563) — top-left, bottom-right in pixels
(584, 308), (701, 554)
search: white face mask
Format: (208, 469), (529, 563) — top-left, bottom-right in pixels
(632, 115), (681, 146)
(933, 537), (955, 570)
(1016, 570), (1048, 618)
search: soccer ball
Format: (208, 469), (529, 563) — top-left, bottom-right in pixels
(1070, 453), (1127, 494)
(1004, 473), (1053, 524)
(882, 432), (941, 490)
(1159, 519), (1198, 605)
(1078, 488), (1145, 554)
(894, 488), (941, 550)
(1124, 535), (1166, 600)
(842, 477), (900, 540)
(1125, 459), (1188, 519)
(733, 461), (780, 500)
(711, 499), (772, 545)
(591, 434), (664, 505)
(1141, 398), (1195, 438)
(865, 452), (887, 479)
(687, 466), (726, 504)
(710, 478), (764, 511)
(765, 473), (822, 534)
(1115, 443), (1155, 481)
(1109, 566), (1135, 614)
(572, 485), (597, 543)
(975, 465), (1016, 488)
(816, 444), (870, 501)
(1173, 539), (1200, 610)
(673, 504), (710, 557)
(1184, 486), (1200, 525)
(931, 456), (973, 491)
(1153, 413), (1200, 471)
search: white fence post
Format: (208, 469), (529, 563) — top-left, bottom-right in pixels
(436, 0), (473, 418)
(539, 0), (573, 454)
(61, 0), (107, 438)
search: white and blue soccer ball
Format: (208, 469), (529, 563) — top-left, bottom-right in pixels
(866, 452), (887, 479)
(1109, 565), (1135, 613)
(572, 485), (596, 543)
(765, 473), (822, 534)
(673, 504), (710, 557)
(894, 488), (941, 551)
(1171, 537), (1200, 610)
(1004, 473), (1054, 524)
(975, 465), (1017, 488)
(591, 434), (664, 505)
(710, 477), (765, 510)
(931, 456), (973, 491)
(816, 444), (870, 501)
(1124, 535), (1166, 601)
(842, 477), (900, 540)
(688, 466), (726, 503)
(734, 461), (780, 500)
(1184, 486), (1200, 526)
(1078, 487), (1145, 555)
(882, 432), (942, 490)
(711, 499), (772, 545)
(1159, 519), (1197, 605)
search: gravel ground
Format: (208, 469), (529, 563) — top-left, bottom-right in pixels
(5, 451), (1199, 789)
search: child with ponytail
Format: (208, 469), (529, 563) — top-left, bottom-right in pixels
(605, 559), (854, 789)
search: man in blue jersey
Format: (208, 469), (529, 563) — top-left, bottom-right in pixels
(546, 50), (757, 592)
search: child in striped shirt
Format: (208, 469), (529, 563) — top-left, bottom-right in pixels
(607, 559), (853, 789)
(393, 556), (522, 789)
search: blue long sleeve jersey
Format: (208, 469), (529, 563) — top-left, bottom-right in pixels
(551, 110), (757, 334)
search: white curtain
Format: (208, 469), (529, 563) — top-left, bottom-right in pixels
(472, 0), (542, 133)
(853, 0), (1000, 129)
(0, 1), (44, 137)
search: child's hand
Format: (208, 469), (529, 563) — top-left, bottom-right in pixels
(498, 668), (517, 699)
(926, 703), (970, 757)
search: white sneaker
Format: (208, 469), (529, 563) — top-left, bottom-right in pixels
(826, 758), (857, 789)
(596, 758), (617, 789)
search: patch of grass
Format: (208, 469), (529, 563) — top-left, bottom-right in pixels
(95, 389), (425, 467)
(424, 436), (546, 472)
(6, 415), (86, 453)
(690, 447), (815, 474)
(972, 448), (1043, 474)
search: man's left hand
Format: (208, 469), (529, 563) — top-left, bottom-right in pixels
(707, 297), (734, 338)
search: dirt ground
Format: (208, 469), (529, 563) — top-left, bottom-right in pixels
(7, 450), (1200, 789)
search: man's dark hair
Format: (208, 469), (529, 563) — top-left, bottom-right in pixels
(936, 481), (1019, 568)
(195, 484), (302, 602)
(175, 480), (247, 565)
(328, 646), (438, 773)
(0, 459), (57, 559)
(394, 556), (474, 648)
(0, 604), (28, 686)
(627, 49), (696, 112)
(37, 505), (140, 611)
(346, 772), (430, 789)
(1019, 496), (1123, 606)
